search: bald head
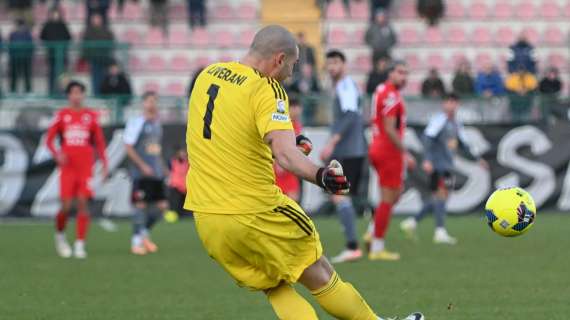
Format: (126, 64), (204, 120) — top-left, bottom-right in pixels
(250, 25), (298, 59)
(243, 25), (299, 81)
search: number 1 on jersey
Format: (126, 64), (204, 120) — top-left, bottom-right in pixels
(203, 84), (220, 139)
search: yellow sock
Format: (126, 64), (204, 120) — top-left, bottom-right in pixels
(266, 283), (318, 320)
(311, 272), (377, 320)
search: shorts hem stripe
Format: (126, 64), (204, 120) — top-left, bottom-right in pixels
(281, 205), (313, 230)
(279, 206), (313, 234)
(274, 208), (312, 236)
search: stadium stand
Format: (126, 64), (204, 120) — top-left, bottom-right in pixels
(0, 0), (260, 96)
(324, 0), (569, 95)
(0, 0), (566, 124)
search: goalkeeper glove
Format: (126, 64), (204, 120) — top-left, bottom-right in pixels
(296, 134), (313, 156)
(316, 160), (350, 195)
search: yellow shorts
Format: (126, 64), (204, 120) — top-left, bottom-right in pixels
(194, 197), (323, 291)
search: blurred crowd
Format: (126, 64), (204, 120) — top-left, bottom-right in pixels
(0, 0), (567, 126)
(349, 0), (565, 123)
(0, 0), (208, 99)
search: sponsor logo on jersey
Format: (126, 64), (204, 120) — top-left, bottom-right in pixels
(82, 114), (92, 124)
(271, 113), (290, 122)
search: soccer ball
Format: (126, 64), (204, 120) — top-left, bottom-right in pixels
(484, 187), (536, 237)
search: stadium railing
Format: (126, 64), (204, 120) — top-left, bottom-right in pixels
(0, 93), (567, 130)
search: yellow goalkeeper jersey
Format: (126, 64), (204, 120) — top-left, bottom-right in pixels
(184, 62), (293, 214)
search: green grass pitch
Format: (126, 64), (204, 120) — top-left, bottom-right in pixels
(1, 214), (568, 319)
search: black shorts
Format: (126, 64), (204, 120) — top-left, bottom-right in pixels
(337, 157), (365, 196)
(429, 170), (455, 192)
(131, 177), (167, 203)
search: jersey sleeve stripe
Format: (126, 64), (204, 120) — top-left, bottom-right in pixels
(271, 79), (284, 100)
(381, 102), (398, 115)
(276, 83), (288, 102)
(267, 79), (280, 99)
(270, 80), (283, 99)
(424, 113), (447, 137)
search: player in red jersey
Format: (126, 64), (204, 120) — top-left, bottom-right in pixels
(367, 61), (416, 261)
(46, 81), (108, 259)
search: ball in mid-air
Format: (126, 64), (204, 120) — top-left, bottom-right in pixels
(164, 210), (179, 223)
(485, 187), (536, 237)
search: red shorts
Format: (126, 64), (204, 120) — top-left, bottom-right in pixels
(369, 148), (404, 189)
(60, 166), (93, 200)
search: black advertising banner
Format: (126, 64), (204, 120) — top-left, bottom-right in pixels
(1, 123), (570, 218)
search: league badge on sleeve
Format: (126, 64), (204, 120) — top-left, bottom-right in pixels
(276, 99), (286, 114)
(271, 99), (290, 122)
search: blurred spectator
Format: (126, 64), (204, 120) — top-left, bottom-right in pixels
(539, 67), (563, 122)
(8, 20), (34, 94)
(505, 65), (537, 123)
(293, 32), (317, 81)
(505, 66), (538, 95)
(82, 13), (115, 95)
(365, 10), (397, 63)
(297, 32), (317, 69)
(421, 68), (446, 98)
(539, 67), (562, 96)
(86, 0), (111, 26)
(8, 0), (33, 27)
(288, 64), (320, 125)
(99, 61), (133, 117)
(452, 60), (475, 97)
(417, 0), (444, 26)
(475, 63), (504, 98)
(508, 32), (536, 74)
(40, 7), (72, 96)
(150, 0), (169, 36)
(366, 56), (389, 95)
(370, 0), (392, 20)
(289, 64), (321, 95)
(188, 0), (207, 30)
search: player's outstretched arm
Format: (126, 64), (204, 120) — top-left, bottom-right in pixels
(266, 130), (319, 183)
(266, 130), (349, 195)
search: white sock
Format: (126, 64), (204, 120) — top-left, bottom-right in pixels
(132, 234), (143, 247)
(56, 232), (67, 242)
(75, 240), (85, 249)
(141, 228), (149, 238)
(371, 238), (385, 253)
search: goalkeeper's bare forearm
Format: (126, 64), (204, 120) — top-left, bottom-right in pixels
(265, 130), (320, 185)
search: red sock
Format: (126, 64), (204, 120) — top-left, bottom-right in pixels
(374, 202), (393, 238)
(76, 212), (90, 240)
(55, 211), (68, 232)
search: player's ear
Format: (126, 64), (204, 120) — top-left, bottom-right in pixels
(275, 52), (286, 68)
